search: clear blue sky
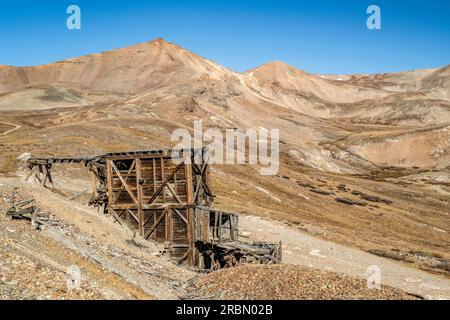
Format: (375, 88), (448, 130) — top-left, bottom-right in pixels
(0, 0), (449, 74)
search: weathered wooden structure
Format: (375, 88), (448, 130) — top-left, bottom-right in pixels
(27, 148), (281, 269)
(105, 148), (214, 266)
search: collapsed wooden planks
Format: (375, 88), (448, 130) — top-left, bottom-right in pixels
(6, 198), (36, 220)
(6, 198), (44, 230)
(194, 240), (282, 270)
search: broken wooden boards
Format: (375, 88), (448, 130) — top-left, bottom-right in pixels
(195, 240), (282, 270)
(6, 198), (43, 230)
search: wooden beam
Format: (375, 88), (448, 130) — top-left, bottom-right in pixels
(187, 207), (194, 265)
(152, 158), (156, 194)
(127, 209), (139, 223)
(161, 158), (165, 203)
(110, 203), (195, 210)
(41, 165), (48, 187)
(218, 211), (223, 242)
(110, 160), (138, 205)
(166, 183), (182, 204)
(152, 158), (157, 227)
(143, 212), (155, 228)
(33, 166), (42, 184)
(172, 208), (188, 225)
(110, 208), (130, 230)
(45, 164), (54, 190)
(146, 162), (184, 205)
(135, 158), (144, 236)
(185, 162), (193, 205)
(112, 160), (136, 203)
(184, 162), (195, 266)
(38, 165), (44, 185)
(107, 160), (113, 207)
(90, 166), (99, 197)
(145, 208), (168, 239)
(177, 248), (191, 264)
(193, 162), (208, 204)
(214, 211), (219, 243)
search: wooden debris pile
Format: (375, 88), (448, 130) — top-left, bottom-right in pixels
(6, 198), (36, 220)
(5, 198), (45, 230)
(195, 240), (282, 270)
(5, 198), (62, 230)
(220, 241), (281, 264)
(88, 190), (108, 207)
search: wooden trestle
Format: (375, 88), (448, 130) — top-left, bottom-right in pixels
(27, 148), (281, 268)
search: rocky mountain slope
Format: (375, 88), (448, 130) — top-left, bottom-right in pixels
(1, 38), (449, 172)
(0, 38), (449, 287)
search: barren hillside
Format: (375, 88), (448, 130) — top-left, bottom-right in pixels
(0, 38), (449, 299)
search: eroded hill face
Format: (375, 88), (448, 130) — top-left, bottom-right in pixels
(1, 39), (449, 273)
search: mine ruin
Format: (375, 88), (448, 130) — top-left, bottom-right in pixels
(26, 148), (282, 270)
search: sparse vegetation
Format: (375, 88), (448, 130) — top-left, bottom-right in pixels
(0, 38), (449, 299)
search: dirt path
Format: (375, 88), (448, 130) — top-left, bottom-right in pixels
(240, 214), (450, 300)
(0, 121), (21, 136)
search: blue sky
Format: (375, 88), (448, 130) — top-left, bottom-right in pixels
(0, 0), (449, 74)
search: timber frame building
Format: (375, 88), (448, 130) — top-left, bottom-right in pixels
(27, 148), (281, 269)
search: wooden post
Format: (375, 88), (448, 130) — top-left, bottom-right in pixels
(45, 164), (54, 189)
(218, 211), (223, 242)
(235, 215), (239, 240)
(166, 208), (171, 242)
(106, 160), (113, 212)
(185, 160), (193, 205)
(32, 165), (41, 184)
(135, 158), (144, 237)
(161, 157), (165, 203)
(229, 214), (234, 240)
(185, 160), (194, 265)
(214, 211), (218, 243)
(91, 167), (98, 197)
(38, 165), (44, 186)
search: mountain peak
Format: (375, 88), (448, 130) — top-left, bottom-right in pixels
(245, 61), (309, 77)
(262, 61), (294, 68)
(150, 37), (168, 43)
(147, 37), (177, 47)
(0, 38), (232, 94)
(141, 37), (183, 50)
(244, 61), (310, 81)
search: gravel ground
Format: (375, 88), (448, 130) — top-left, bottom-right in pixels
(0, 184), (190, 300)
(0, 248), (106, 300)
(190, 264), (420, 300)
(0, 180), (431, 300)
